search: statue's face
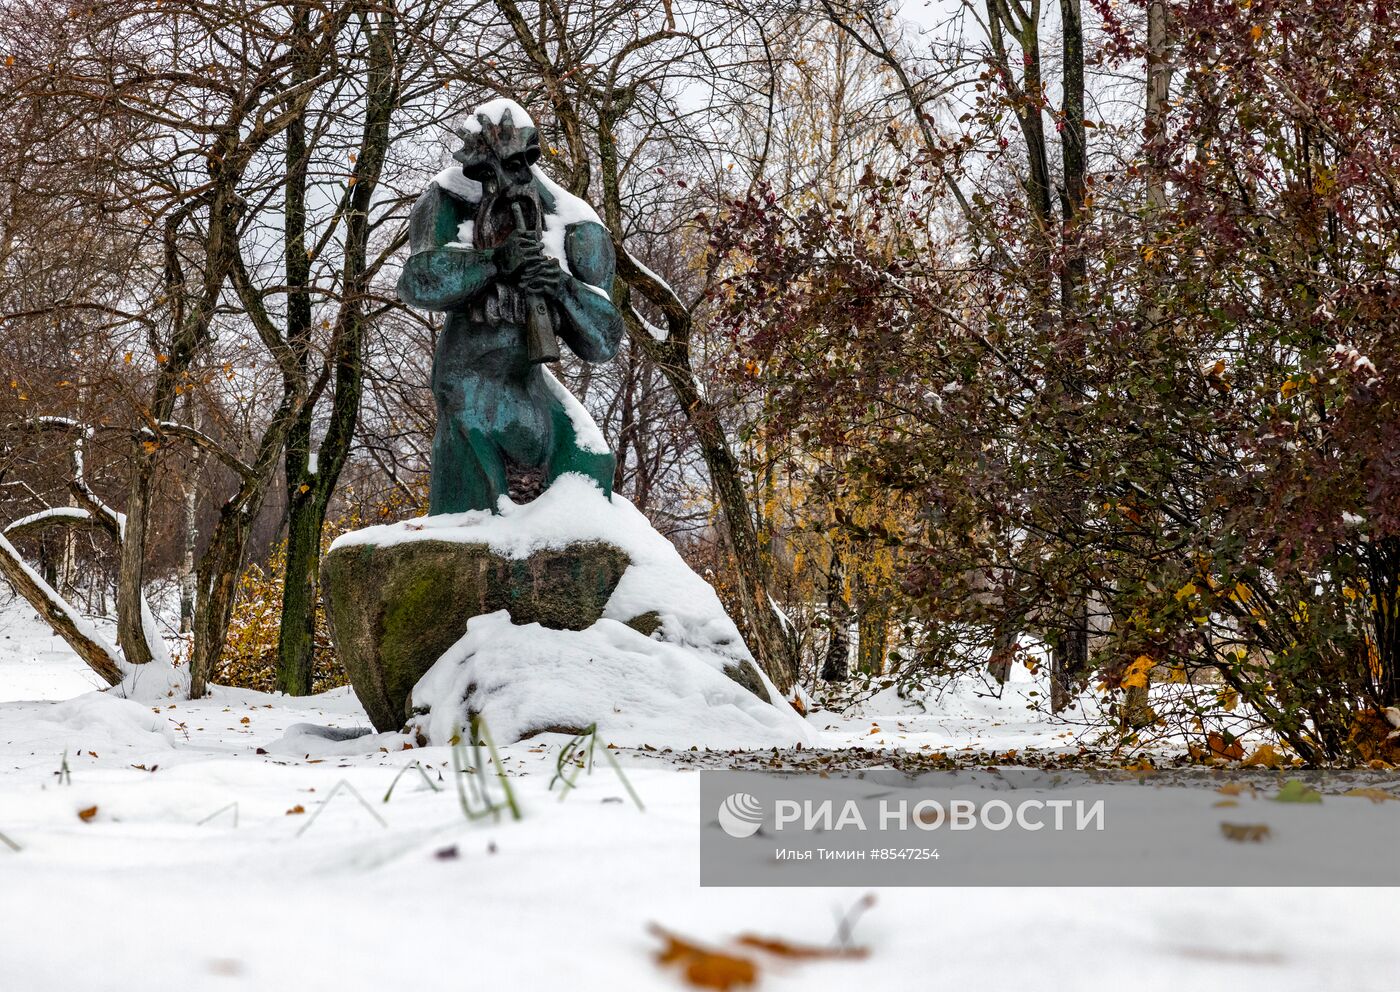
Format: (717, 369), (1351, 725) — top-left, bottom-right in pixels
(453, 109), (541, 198)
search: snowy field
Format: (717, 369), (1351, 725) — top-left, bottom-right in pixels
(1, 600), (1397, 991)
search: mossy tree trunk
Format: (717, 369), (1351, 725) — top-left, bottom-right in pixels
(277, 7), (400, 694)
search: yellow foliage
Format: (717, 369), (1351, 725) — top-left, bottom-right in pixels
(220, 539), (344, 693)
(219, 492), (428, 691)
(1122, 655), (1154, 690)
(1241, 744), (1286, 769)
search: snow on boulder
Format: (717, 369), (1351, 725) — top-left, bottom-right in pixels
(331, 474), (757, 664)
(327, 474), (810, 744)
(408, 611), (813, 749)
(264, 722), (405, 758)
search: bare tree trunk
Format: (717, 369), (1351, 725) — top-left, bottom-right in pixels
(1366, 536), (1400, 709)
(273, 6), (318, 696)
(1050, 600), (1089, 712)
(855, 568), (889, 676)
(606, 157), (799, 694)
(1120, 0), (1175, 727)
(820, 547), (850, 682)
(179, 419), (202, 634)
(988, 613), (1019, 684)
(179, 483), (198, 634)
(1145, 0), (1173, 215)
(277, 6), (398, 695)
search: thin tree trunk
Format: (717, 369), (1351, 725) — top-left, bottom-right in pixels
(1366, 536), (1400, 709)
(1145, 0), (1173, 215)
(179, 419), (202, 634)
(274, 8), (317, 695)
(856, 599), (889, 676)
(1049, 600), (1090, 712)
(277, 7), (397, 694)
(1121, 0), (1175, 726)
(605, 159), (799, 693)
(821, 546), (851, 682)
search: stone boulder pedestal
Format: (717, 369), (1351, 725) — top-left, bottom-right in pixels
(319, 477), (813, 749)
(322, 539), (629, 732)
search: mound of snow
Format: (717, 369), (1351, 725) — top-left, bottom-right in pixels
(114, 656), (188, 702)
(265, 722), (405, 758)
(461, 96), (534, 131)
(333, 475), (811, 748)
(332, 474), (756, 670)
(409, 611), (813, 749)
(40, 693), (175, 749)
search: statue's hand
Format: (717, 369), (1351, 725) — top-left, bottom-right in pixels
(493, 230), (543, 277)
(518, 254), (563, 297)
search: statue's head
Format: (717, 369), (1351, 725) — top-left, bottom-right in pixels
(452, 100), (541, 200)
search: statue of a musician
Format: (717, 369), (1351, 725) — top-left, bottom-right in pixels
(398, 99), (624, 514)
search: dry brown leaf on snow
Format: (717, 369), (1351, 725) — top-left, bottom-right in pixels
(285, 805), (306, 815)
(77, 805), (98, 822)
(650, 924), (757, 990)
(1341, 788), (1396, 803)
(1220, 822), (1271, 843)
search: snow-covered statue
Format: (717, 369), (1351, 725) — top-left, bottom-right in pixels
(321, 98), (810, 750)
(398, 99), (623, 512)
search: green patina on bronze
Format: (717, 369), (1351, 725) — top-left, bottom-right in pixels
(322, 539), (632, 732)
(397, 105), (624, 513)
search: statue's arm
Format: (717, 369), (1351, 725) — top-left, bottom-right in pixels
(554, 221), (625, 363)
(397, 184), (497, 312)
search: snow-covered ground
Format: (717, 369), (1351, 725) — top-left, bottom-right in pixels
(1, 599), (1396, 991)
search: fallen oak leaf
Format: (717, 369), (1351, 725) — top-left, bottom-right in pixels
(650, 924), (757, 990)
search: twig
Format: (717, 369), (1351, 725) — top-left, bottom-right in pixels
(382, 761), (441, 803)
(832, 893), (877, 950)
(296, 780), (387, 837)
(196, 802), (239, 828)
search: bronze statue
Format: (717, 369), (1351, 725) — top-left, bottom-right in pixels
(398, 100), (623, 513)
